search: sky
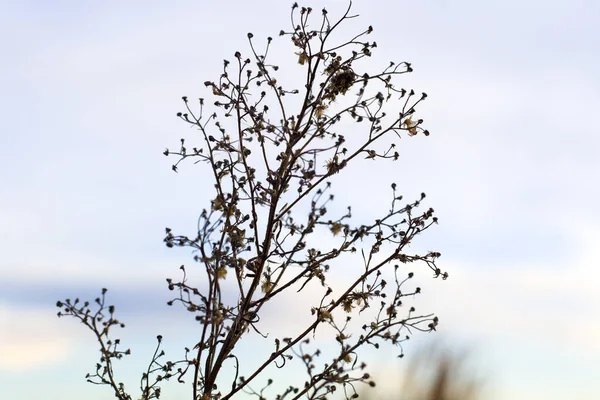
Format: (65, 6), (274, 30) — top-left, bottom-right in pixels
(1, 0), (599, 399)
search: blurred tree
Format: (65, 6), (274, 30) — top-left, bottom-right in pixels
(56, 2), (447, 399)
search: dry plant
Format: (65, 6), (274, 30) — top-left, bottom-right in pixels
(398, 346), (483, 400)
(56, 2), (448, 399)
(358, 345), (484, 400)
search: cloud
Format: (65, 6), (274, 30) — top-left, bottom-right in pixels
(412, 217), (600, 359)
(0, 304), (72, 372)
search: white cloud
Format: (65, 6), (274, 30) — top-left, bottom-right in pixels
(0, 304), (71, 371)
(412, 216), (600, 359)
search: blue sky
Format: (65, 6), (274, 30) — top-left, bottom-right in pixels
(1, 0), (599, 399)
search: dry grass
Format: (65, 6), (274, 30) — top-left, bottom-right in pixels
(361, 345), (486, 400)
(400, 351), (481, 400)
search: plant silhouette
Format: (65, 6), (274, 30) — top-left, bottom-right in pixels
(57, 2), (447, 399)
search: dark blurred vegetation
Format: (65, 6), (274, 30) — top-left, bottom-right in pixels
(362, 345), (485, 400)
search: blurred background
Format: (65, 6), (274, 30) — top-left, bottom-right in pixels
(1, 0), (599, 399)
